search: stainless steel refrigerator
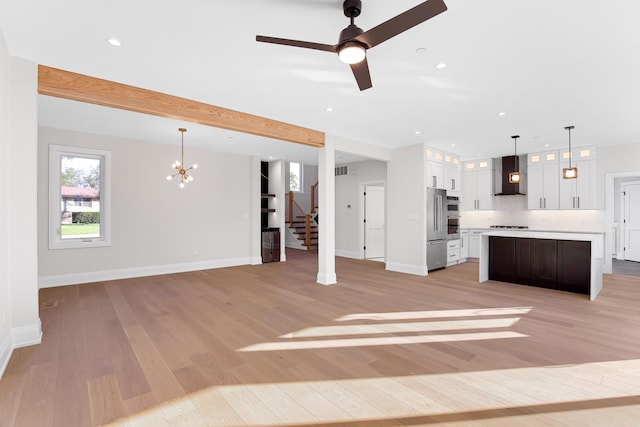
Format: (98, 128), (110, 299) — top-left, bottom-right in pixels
(427, 187), (447, 271)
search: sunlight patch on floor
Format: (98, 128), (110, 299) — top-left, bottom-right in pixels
(335, 306), (533, 321)
(279, 317), (521, 338)
(239, 331), (527, 352)
(107, 359), (640, 427)
(241, 306), (530, 352)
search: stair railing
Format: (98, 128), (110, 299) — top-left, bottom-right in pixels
(288, 191), (313, 251)
(310, 181), (319, 214)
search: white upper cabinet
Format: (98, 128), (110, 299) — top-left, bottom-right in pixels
(425, 147), (444, 189)
(527, 151), (560, 210)
(462, 159), (494, 211)
(443, 152), (461, 196)
(558, 146), (597, 209)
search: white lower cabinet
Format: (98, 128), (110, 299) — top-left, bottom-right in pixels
(468, 229), (485, 258)
(461, 230), (469, 260)
(447, 239), (461, 266)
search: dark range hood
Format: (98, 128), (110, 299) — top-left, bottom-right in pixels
(494, 155), (527, 196)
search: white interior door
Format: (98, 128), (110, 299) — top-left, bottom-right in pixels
(623, 183), (640, 262)
(364, 185), (385, 259)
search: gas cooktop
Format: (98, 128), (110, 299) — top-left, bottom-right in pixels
(489, 225), (529, 229)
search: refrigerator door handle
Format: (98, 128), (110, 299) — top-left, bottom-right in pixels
(436, 194), (442, 233)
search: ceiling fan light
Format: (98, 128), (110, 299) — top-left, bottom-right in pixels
(338, 42), (366, 64)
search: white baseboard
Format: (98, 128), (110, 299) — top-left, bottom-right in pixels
(39, 257), (255, 288)
(385, 262), (428, 276)
(0, 330), (12, 379)
(12, 319), (42, 349)
(335, 249), (361, 259)
(316, 272), (337, 285)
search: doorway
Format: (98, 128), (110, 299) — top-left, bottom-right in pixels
(621, 181), (640, 262)
(362, 184), (385, 260)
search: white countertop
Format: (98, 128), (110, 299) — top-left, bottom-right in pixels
(481, 229), (604, 242)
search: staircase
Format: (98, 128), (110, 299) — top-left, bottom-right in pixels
(289, 215), (318, 251)
(287, 183), (319, 252)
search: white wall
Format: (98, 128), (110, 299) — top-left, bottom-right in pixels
(38, 127), (258, 286)
(0, 31), (12, 378)
(335, 160), (387, 259)
(386, 143), (427, 275)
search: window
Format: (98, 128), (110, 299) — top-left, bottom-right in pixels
(289, 162), (302, 192)
(49, 145), (111, 249)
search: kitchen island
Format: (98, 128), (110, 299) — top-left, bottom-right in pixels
(479, 230), (605, 300)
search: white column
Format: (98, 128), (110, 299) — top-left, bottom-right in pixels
(8, 57), (41, 347)
(317, 134), (337, 285)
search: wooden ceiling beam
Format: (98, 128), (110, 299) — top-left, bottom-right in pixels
(37, 65), (325, 148)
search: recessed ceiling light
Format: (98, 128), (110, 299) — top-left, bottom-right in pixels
(415, 131), (421, 135)
(326, 107), (333, 112)
(416, 47), (426, 54)
(498, 112), (506, 117)
(106, 37), (122, 47)
(543, 143), (551, 147)
(435, 63), (447, 69)
(451, 143), (456, 147)
(268, 156), (273, 159)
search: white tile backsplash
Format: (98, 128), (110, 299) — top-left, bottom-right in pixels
(460, 195), (605, 232)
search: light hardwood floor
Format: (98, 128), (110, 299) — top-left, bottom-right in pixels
(2, 249), (640, 426)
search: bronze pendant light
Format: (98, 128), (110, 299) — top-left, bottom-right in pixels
(562, 125), (578, 179)
(508, 135), (522, 184)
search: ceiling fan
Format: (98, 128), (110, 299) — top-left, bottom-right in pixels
(256, 0), (448, 91)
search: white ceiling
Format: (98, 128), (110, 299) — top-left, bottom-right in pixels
(2, 0), (640, 164)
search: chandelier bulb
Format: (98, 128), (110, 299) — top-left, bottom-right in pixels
(179, 182), (184, 189)
(193, 164), (198, 169)
(166, 175), (172, 181)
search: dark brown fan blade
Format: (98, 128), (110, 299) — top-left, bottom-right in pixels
(355, 0), (447, 49)
(256, 36), (337, 53)
(350, 57), (372, 91)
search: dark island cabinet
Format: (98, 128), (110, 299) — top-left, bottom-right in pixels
(557, 240), (591, 294)
(489, 236), (589, 295)
(489, 237), (516, 282)
(515, 238), (558, 285)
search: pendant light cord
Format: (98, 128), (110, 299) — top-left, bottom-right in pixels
(565, 126), (574, 168)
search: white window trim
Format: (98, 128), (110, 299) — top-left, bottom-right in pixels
(49, 145), (111, 250)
